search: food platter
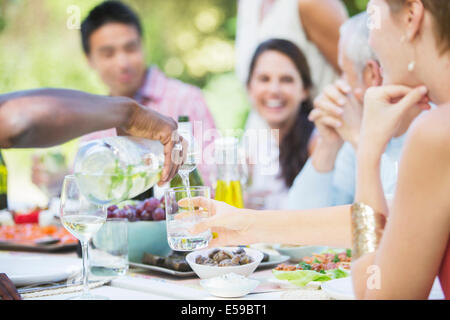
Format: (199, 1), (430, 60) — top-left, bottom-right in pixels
(129, 254), (290, 277)
(0, 224), (78, 253)
(271, 250), (352, 287)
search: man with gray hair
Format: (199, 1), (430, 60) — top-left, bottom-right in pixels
(287, 12), (406, 209)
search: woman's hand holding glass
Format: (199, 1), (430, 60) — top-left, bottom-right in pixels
(176, 197), (255, 247)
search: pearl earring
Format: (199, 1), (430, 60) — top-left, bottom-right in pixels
(408, 61), (415, 72)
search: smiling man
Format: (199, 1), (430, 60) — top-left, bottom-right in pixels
(80, 0), (216, 184)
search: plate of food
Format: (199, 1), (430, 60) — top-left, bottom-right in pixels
(186, 247), (264, 279)
(0, 223), (78, 253)
(271, 249), (352, 287)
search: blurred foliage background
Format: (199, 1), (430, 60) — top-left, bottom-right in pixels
(0, 0), (368, 206)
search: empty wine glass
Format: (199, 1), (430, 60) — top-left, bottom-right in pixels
(60, 175), (107, 300)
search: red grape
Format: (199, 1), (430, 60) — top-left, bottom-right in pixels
(134, 203), (144, 220)
(136, 203), (144, 214)
(152, 207), (165, 221)
(140, 210), (153, 221)
(117, 209), (128, 219)
(143, 197), (160, 212)
(107, 211), (117, 219)
(126, 208), (137, 222)
(108, 205), (119, 212)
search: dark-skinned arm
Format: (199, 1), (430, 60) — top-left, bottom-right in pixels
(0, 88), (181, 183)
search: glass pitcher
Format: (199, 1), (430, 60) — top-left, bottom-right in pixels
(73, 136), (164, 206)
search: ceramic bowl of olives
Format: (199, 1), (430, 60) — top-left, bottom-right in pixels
(185, 247), (264, 279)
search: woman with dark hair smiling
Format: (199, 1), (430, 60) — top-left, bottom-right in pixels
(242, 39), (315, 210)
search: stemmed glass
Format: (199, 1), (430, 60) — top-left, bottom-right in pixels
(60, 175), (107, 300)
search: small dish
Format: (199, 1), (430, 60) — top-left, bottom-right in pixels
(200, 273), (260, 298)
(186, 247), (264, 279)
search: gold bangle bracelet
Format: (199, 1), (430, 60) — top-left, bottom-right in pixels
(351, 202), (386, 260)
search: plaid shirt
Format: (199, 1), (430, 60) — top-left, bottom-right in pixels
(81, 66), (217, 186)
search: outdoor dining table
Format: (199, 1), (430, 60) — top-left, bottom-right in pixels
(1, 250), (333, 300)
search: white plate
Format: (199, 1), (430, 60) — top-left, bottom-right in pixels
(0, 253), (81, 287)
(322, 276), (445, 300)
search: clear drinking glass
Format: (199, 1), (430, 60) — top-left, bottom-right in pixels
(89, 218), (128, 278)
(165, 186), (212, 251)
(60, 175), (107, 300)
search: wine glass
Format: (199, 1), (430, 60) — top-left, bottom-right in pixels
(60, 175), (108, 300)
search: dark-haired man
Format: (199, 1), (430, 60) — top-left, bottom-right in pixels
(80, 1), (216, 185)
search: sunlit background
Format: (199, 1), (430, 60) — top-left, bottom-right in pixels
(0, 0), (368, 207)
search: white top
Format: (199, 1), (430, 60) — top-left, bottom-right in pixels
(236, 0), (339, 132)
